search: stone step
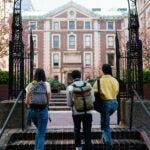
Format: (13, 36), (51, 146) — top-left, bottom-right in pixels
(6, 139), (147, 150)
(3, 128), (149, 150)
(51, 99), (66, 102)
(7, 128), (143, 140)
(49, 106), (70, 111)
(51, 93), (66, 98)
(50, 101), (67, 106)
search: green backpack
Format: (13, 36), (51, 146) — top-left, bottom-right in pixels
(72, 82), (94, 112)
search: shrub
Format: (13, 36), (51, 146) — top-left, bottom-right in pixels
(47, 78), (61, 93)
(143, 69), (150, 83)
(0, 70), (9, 84)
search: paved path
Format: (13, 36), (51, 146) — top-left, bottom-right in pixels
(47, 110), (118, 128)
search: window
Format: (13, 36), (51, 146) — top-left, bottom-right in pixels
(84, 21), (91, 29)
(107, 21), (114, 30)
(107, 35), (114, 48)
(84, 52), (92, 67)
(28, 34), (38, 48)
(53, 21), (59, 29)
(69, 10), (74, 17)
(29, 21), (37, 30)
(107, 53), (114, 66)
(69, 35), (75, 49)
(52, 53), (60, 67)
(69, 21), (75, 29)
(84, 35), (92, 48)
(32, 35), (37, 48)
(33, 52), (38, 68)
(52, 35), (60, 48)
(85, 53), (91, 66)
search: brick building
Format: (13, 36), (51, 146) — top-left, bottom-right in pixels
(22, 1), (128, 84)
(137, 0), (150, 69)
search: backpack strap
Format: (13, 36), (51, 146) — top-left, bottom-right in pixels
(97, 79), (100, 93)
(79, 86), (87, 113)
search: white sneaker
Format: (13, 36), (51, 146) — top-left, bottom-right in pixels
(76, 147), (82, 150)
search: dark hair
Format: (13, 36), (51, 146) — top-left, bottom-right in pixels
(33, 68), (46, 81)
(102, 64), (112, 75)
(71, 70), (81, 79)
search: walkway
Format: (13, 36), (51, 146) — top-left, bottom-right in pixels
(27, 110), (118, 129)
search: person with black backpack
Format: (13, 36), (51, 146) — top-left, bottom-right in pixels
(66, 70), (95, 150)
(25, 68), (51, 150)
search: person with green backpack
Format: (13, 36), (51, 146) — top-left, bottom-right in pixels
(66, 70), (95, 150)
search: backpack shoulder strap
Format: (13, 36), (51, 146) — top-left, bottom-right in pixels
(97, 78), (100, 93)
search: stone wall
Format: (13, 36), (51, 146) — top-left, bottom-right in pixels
(0, 85), (8, 101)
(0, 100), (27, 129)
(121, 100), (150, 128)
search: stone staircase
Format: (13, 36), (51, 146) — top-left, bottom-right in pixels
(1, 92), (150, 150)
(4, 128), (149, 150)
(49, 92), (70, 111)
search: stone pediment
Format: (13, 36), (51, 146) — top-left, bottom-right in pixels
(46, 2), (98, 18)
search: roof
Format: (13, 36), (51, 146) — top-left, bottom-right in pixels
(22, 1), (127, 20)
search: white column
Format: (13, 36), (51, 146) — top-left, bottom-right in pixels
(93, 20), (101, 77)
(43, 20), (50, 77)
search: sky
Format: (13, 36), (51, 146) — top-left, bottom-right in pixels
(31, 0), (128, 11)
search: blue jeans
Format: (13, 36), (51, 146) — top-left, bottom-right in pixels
(29, 107), (48, 150)
(100, 100), (118, 150)
(73, 114), (93, 150)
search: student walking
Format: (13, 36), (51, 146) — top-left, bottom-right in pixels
(66, 70), (95, 150)
(25, 68), (51, 150)
(93, 64), (119, 150)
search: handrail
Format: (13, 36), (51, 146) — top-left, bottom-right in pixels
(0, 89), (24, 138)
(133, 89), (150, 118)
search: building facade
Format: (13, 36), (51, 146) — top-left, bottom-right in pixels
(22, 1), (127, 84)
(137, 0), (150, 69)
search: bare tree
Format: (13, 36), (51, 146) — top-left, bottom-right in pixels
(0, 23), (9, 58)
(141, 37), (150, 69)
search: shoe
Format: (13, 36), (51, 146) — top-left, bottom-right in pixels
(76, 147), (82, 150)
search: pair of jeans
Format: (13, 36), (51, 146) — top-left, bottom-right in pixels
(28, 106), (48, 150)
(72, 113), (93, 150)
(100, 100), (118, 150)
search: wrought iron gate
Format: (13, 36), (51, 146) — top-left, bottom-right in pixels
(116, 0), (143, 125)
(9, 0), (34, 99)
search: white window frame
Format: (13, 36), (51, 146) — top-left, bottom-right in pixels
(106, 34), (115, 49)
(67, 34), (77, 50)
(68, 20), (76, 30)
(52, 20), (60, 30)
(52, 34), (60, 48)
(28, 34), (38, 48)
(107, 21), (115, 30)
(106, 53), (115, 66)
(84, 21), (92, 29)
(29, 21), (37, 30)
(68, 10), (76, 18)
(83, 34), (92, 48)
(52, 52), (61, 67)
(33, 52), (38, 68)
(84, 52), (93, 67)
